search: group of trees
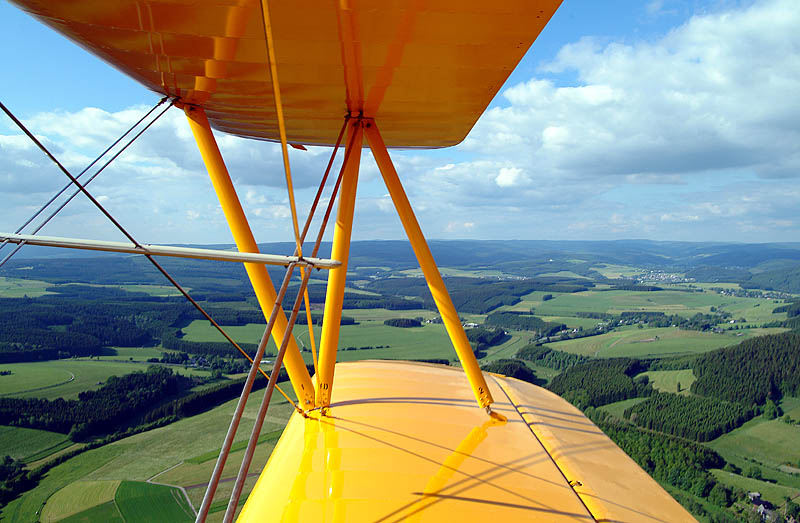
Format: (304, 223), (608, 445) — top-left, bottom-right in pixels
(0, 297), (194, 363)
(0, 366), (190, 439)
(691, 332), (800, 405)
(547, 358), (651, 408)
(588, 410), (731, 507)
(0, 456), (35, 506)
(365, 276), (590, 314)
(465, 327), (506, 354)
(484, 311), (565, 336)
(481, 359), (540, 384)
(516, 344), (588, 370)
(384, 318), (422, 328)
(623, 392), (754, 441)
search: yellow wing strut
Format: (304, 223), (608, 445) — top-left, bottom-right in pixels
(184, 105), (316, 410)
(364, 119), (494, 409)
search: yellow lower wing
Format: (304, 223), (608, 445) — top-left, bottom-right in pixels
(239, 360), (695, 522)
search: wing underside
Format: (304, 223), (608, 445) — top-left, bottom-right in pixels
(10, 0), (562, 147)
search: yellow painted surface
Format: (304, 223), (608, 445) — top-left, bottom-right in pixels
(316, 120), (363, 408)
(10, 0), (562, 147)
(185, 105), (315, 409)
(366, 121), (492, 409)
(239, 361), (695, 522)
(493, 377), (696, 522)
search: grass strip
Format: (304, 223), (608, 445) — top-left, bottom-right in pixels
(185, 428), (284, 464)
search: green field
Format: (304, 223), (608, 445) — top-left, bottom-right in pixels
(542, 326), (781, 358)
(60, 500), (124, 522)
(114, 481), (194, 522)
(183, 318), (457, 363)
(96, 347), (166, 362)
(710, 469), (799, 508)
(709, 397), (800, 471)
(639, 369), (696, 395)
(0, 276), (56, 297)
(499, 290), (558, 312)
(52, 283), (186, 297)
(538, 315), (603, 330)
(477, 333), (524, 362)
(598, 397), (647, 420)
(0, 360), (210, 400)
(0, 390), (296, 522)
(531, 289), (787, 325)
(0, 426), (71, 462)
(40, 480), (121, 522)
(398, 267), (510, 278)
(590, 264), (642, 278)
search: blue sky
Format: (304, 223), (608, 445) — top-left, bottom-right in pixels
(1, 0), (798, 245)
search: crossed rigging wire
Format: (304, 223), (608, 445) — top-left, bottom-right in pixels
(2, 95), (357, 521)
(0, 98), (319, 411)
(3, 1), (355, 517)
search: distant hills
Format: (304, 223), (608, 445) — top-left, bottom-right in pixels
(4, 239), (800, 293)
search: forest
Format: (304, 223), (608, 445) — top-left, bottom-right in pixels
(623, 392), (754, 441)
(484, 311), (565, 336)
(0, 366), (188, 437)
(515, 344), (588, 370)
(691, 332), (800, 405)
(588, 410), (732, 508)
(547, 358), (651, 408)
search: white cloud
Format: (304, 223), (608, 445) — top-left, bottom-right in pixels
(1, 0), (798, 243)
(495, 167), (528, 188)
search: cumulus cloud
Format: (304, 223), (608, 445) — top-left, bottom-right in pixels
(1, 0), (798, 243)
(388, 0), (800, 240)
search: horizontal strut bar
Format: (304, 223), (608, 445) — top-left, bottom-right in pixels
(0, 233), (340, 269)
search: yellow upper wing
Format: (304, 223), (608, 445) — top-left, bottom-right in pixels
(10, 0), (562, 147)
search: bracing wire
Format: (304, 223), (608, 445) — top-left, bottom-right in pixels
(256, 0), (323, 381)
(0, 100), (300, 410)
(0, 96), (168, 256)
(299, 118), (349, 376)
(222, 117), (362, 522)
(0, 99), (174, 268)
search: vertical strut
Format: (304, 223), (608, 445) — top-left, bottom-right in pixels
(184, 105), (315, 410)
(316, 119), (363, 408)
(364, 120), (494, 409)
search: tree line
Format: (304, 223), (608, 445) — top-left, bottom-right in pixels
(547, 358), (651, 408)
(623, 392), (754, 441)
(484, 311), (565, 336)
(516, 344), (588, 370)
(587, 409), (733, 510)
(691, 332), (800, 405)
(0, 366), (189, 438)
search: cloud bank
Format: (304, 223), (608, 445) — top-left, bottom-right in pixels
(1, 0), (798, 244)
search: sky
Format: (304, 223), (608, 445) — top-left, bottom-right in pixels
(1, 0), (799, 246)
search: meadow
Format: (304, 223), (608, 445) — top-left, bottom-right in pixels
(0, 426), (71, 463)
(598, 397), (647, 420)
(639, 369), (696, 395)
(0, 392), (296, 522)
(0, 278), (185, 298)
(40, 480), (120, 522)
(183, 317), (457, 363)
(0, 277), (54, 298)
(709, 397), (800, 471)
(0, 360), (210, 400)
(540, 326), (776, 358)
(531, 289), (788, 325)
(710, 469), (799, 508)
